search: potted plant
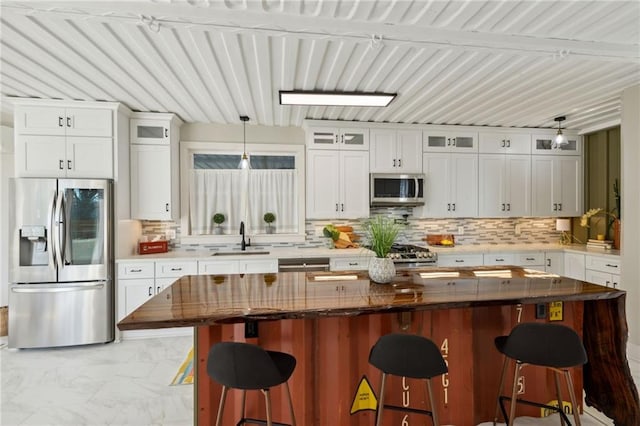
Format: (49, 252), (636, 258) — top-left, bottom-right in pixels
(264, 212), (276, 234)
(364, 215), (401, 284)
(212, 213), (225, 235)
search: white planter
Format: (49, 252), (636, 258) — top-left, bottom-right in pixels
(368, 257), (396, 284)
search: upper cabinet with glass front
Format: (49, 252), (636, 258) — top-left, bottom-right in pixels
(131, 118), (173, 144)
(306, 127), (369, 150)
(423, 130), (478, 153)
(532, 133), (582, 155)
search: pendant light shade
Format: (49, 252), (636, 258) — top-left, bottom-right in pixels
(238, 115), (251, 169)
(552, 116), (568, 149)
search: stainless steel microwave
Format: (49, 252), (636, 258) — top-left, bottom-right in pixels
(370, 173), (425, 206)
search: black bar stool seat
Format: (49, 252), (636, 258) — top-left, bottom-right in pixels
(494, 322), (587, 426)
(369, 333), (448, 426)
(207, 342), (297, 426)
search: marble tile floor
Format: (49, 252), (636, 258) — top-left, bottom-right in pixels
(1, 335), (638, 426)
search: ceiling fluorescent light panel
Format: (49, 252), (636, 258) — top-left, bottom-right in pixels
(279, 91), (396, 107)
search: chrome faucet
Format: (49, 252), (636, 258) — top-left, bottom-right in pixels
(240, 221), (247, 251)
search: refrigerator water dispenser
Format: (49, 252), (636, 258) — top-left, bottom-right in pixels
(19, 225), (48, 266)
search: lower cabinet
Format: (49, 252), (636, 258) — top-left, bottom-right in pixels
(198, 259), (278, 275)
(563, 252), (586, 281)
(437, 254), (484, 267)
(330, 256), (371, 271)
(544, 252), (565, 275)
(585, 254), (621, 288)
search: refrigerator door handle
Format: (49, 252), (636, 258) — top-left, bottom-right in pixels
(11, 283), (105, 293)
(48, 191), (57, 270)
(54, 189), (65, 270)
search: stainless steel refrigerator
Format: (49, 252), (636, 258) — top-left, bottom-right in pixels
(9, 178), (114, 349)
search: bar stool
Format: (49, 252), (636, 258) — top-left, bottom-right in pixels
(207, 341), (297, 426)
(368, 333), (448, 426)
(493, 322), (587, 426)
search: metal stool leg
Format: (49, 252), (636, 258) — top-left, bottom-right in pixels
(508, 362), (522, 426)
(554, 371), (566, 426)
(262, 389), (273, 426)
(564, 370), (582, 426)
(494, 356), (509, 425)
(215, 385), (228, 426)
(284, 382), (296, 426)
(426, 377), (439, 426)
(375, 372), (387, 426)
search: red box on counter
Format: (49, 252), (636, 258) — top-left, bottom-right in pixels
(139, 240), (168, 254)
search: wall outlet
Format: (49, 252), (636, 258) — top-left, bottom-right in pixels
(458, 226), (464, 235)
(514, 224), (522, 236)
(165, 229), (176, 240)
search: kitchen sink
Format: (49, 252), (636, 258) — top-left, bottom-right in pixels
(211, 251), (270, 256)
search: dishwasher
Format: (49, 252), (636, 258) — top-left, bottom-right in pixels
(278, 257), (330, 272)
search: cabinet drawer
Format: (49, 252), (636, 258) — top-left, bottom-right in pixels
(483, 253), (515, 266)
(117, 263), (154, 279)
(437, 254), (483, 267)
(585, 255), (621, 274)
(516, 252), (544, 266)
(330, 257), (371, 271)
(585, 269), (620, 288)
(155, 261), (197, 278)
(198, 260), (240, 275)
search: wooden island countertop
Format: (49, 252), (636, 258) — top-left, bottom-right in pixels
(118, 266), (640, 425)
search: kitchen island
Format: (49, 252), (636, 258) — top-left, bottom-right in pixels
(118, 266), (639, 425)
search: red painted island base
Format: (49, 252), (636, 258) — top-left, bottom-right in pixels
(196, 303), (585, 425)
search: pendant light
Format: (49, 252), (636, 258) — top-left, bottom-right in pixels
(238, 115), (251, 169)
(552, 116), (568, 149)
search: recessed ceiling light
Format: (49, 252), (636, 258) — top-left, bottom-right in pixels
(279, 91), (396, 107)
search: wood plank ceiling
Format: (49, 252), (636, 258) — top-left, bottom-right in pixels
(1, 0), (639, 131)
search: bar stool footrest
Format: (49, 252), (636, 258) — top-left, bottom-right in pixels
(383, 403), (434, 419)
(498, 395), (573, 425)
(237, 418), (292, 426)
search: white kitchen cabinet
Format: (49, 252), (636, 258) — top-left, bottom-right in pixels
(198, 258), (278, 275)
(585, 255), (620, 288)
(117, 260), (195, 340)
(15, 106), (113, 137)
(483, 253), (515, 266)
(531, 156), (582, 217)
(437, 254), (484, 267)
(241, 259), (278, 274)
(306, 127), (369, 150)
(370, 129), (422, 173)
(514, 252), (545, 267)
(564, 252), (586, 281)
(479, 132), (531, 155)
(416, 152), (478, 218)
(130, 112), (182, 221)
(306, 149), (369, 219)
(544, 252), (565, 275)
(532, 133), (582, 155)
(423, 130), (478, 153)
(330, 256), (371, 271)
(479, 154), (531, 217)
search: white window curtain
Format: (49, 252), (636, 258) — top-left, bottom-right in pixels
(189, 169), (296, 235)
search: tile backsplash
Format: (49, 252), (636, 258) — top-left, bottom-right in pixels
(137, 208), (561, 253)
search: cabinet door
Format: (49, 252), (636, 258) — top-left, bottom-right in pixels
(505, 155), (531, 216)
(306, 150), (340, 219)
(131, 144), (173, 220)
(419, 153), (451, 217)
(131, 118), (170, 144)
(532, 134), (582, 155)
(479, 155), (505, 217)
(451, 132), (478, 151)
(66, 137), (113, 178)
(369, 129), (397, 173)
(240, 259), (278, 274)
(545, 252), (565, 275)
(65, 108), (112, 137)
(119, 278), (155, 319)
(340, 150), (370, 219)
(307, 128), (339, 149)
(15, 106), (67, 136)
(15, 135), (67, 177)
(531, 156), (555, 216)
(564, 252), (585, 281)
(198, 260), (240, 275)
(451, 154), (478, 217)
(340, 128), (369, 150)
(396, 130), (422, 173)
(479, 133), (531, 154)
(556, 156), (581, 217)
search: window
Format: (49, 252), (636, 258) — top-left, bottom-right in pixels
(180, 142), (305, 243)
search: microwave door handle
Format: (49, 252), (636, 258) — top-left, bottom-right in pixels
(414, 177), (419, 199)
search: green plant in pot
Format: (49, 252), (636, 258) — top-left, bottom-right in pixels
(364, 215), (401, 284)
(264, 212), (276, 234)
(212, 213), (225, 235)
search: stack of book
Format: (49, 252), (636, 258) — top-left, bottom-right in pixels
(586, 239), (613, 250)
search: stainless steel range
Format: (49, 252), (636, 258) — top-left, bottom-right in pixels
(387, 243), (437, 268)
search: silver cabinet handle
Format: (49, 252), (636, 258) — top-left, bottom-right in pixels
(349, 262), (358, 266)
(507, 203), (511, 211)
(393, 159), (396, 167)
(526, 257), (535, 261)
(170, 267), (182, 271)
(553, 203), (557, 211)
(335, 203), (338, 212)
(148, 286), (153, 296)
(130, 268), (142, 272)
(165, 203), (169, 212)
(398, 158), (402, 167)
(558, 203), (562, 211)
(66, 117), (71, 127)
(67, 160), (72, 170)
(605, 264), (618, 268)
(165, 128), (168, 137)
(59, 160), (64, 170)
(452, 137), (456, 146)
(335, 135), (339, 144)
(341, 203), (344, 212)
(547, 259), (551, 267)
(447, 203), (451, 211)
(156, 286), (161, 293)
(506, 140), (511, 147)
(447, 138), (451, 146)
(58, 116), (64, 127)
(501, 204), (505, 211)
(495, 258), (505, 262)
(455, 259), (464, 263)
(452, 203), (456, 211)
(341, 134), (344, 144)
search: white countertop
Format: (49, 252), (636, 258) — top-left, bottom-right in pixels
(116, 243), (619, 263)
